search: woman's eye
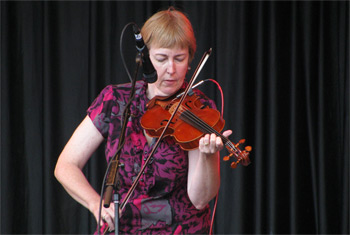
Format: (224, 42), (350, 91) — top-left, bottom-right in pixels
(175, 56), (187, 62)
(156, 58), (166, 62)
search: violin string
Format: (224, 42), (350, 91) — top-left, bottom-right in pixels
(183, 110), (236, 151)
(182, 110), (220, 135)
(177, 106), (239, 153)
(169, 99), (241, 155)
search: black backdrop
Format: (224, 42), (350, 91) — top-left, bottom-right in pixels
(1, 1), (348, 234)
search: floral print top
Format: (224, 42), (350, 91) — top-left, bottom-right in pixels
(88, 80), (216, 234)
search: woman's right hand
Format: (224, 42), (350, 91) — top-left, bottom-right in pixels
(92, 201), (116, 232)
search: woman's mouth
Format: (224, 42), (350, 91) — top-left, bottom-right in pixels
(163, 79), (177, 85)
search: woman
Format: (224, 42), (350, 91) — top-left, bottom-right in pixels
(55, 7), (232, 234)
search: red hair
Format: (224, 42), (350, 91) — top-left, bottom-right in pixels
(141, 7), (197, 63)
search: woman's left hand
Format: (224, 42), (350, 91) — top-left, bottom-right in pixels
(198, 130), (232, 154)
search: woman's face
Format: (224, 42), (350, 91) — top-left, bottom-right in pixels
(147, 46), (189, 99)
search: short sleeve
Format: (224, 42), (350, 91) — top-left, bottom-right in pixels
(87, 85), (118, 138)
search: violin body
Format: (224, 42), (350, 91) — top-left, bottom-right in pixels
(141, 93), (225, 150)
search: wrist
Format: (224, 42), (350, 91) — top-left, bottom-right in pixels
(88, 196), (102, 219)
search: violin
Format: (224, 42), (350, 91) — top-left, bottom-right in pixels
(140, 91), (251, 168)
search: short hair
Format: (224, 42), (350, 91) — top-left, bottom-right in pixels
(141, 7), (197, 63)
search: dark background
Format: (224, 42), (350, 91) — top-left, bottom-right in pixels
(1, 1), (348, 234)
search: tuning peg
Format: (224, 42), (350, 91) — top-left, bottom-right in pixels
(245, 146), (252, 152)
(230, 162), (237, 169)
(231, 158), (242, 169)
(235, 139), (246, 148)
(223, 152), (233, 161)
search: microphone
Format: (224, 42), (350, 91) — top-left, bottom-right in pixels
(133, 25), (157, 83)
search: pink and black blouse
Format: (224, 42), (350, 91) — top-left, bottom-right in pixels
(88, 80), (216, 234)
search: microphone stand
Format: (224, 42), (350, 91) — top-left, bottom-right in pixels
(99, 51), (142, 235)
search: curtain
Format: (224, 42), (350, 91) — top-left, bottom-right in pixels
(1, 1), (348, 234)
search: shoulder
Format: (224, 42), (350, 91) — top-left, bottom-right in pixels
(112, 80), (145, 91)
(98, 80), (146, 102)
(88, 81), (146, 117)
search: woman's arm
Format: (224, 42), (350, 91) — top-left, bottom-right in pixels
(187, 130), (232, 210)
(54, 116), (115, 229)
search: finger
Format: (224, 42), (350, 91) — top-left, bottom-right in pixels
(101, 213), (107, 226)
(104, 214), (115, 231)
(102, 212), (110, 222)
(208, 134), (221, 153)
(199, 134), (210, 148)
(209, 133), (216, 147)
(222, 130), (232, 138)
(215, 135), (224, 150)
(203, 134), (210, 146)
(199, 135), (209, 152)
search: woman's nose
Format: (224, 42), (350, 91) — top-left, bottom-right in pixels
(167, 60), (176, 74)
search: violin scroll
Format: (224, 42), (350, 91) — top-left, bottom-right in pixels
(223, 138), (252, 169)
